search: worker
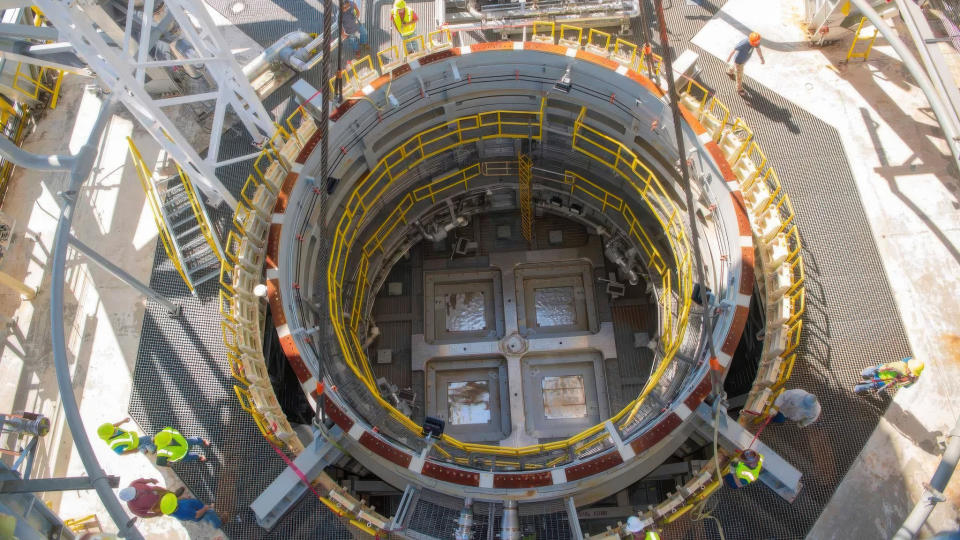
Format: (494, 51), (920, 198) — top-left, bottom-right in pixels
(160, 493), (222, 528)
(723, 449), (763, 489)
(855, 357), (924, 394)
(769, 389), (821, 427)
(339, 0), (368, 58)
(391, 0), (418, 54)
(154, 426), (210, 466)
(725, 32), (765, 96)
(97, 417), (155, 455)
(117, 478), (183, 518)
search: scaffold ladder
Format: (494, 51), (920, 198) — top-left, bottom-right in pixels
(127, 138), (225, 294)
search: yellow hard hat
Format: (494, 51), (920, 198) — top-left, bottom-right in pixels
(394, 0), (406, 10)
(907, 357), (925, 376)
(749, 32), (761, 46)
(97, 423), (116, 440)
(160, 493), (178, 515)
(154, 431), (172, 448)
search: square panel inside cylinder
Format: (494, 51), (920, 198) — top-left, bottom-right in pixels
(425, 357), (511, 443)
(423, 269), (505, 344)
(521, 350), (605, 439)
(514, 260), (599, 337)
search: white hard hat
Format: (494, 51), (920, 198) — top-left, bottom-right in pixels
(118, 487), (136, 501)
(626, 516), (644, 533)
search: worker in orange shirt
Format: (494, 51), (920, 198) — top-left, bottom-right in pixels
(391, 0), (418, 54)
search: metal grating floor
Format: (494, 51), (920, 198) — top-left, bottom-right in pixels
(126, 0), (912, 538)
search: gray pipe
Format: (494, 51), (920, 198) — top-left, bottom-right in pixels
(242, 30), (312, 80)
(893, 415), (960, 539)
(49, 97), (144, 539)
(848, 0), (960, 170)
(501, 499), (520, 540)
(0, 135), (74, 171)
(288, 34), (326, 72)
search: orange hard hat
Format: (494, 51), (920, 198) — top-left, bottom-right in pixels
(749, 32), (761, 46)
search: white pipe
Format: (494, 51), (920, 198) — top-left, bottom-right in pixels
(0, 136), (74, 171)
(848, 0), (960, 170)
(242, 30), (312, 80)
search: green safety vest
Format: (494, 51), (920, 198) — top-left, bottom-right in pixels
(108, 430), (139, 452)
(645, 532), (660, 540)
(392, 8), (416, 37)
(734, 456), (763, 484)
(156, 427), (189, 462)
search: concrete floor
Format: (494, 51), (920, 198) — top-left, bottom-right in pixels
(0, 0), (957, 537)
(694, 0), (960, 537)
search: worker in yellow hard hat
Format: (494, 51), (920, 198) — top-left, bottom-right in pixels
(160, 492), (222, 528)
(855, 357), (925, 394)
(153, 426), (211, 466)
(725, 31), (765, 96)
(391, 0), (419, 54)
(97, 417), (155, 455)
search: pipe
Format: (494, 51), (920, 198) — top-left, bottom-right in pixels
(454, 498), (474, 540)
(68, 235), (180, 315)
(49, 97), (144, 539)
(288, 34), (326, 71)
(242, 30), (312, 80)
(0, 136), (74, 171)
(893, 415), (960, 539)
(848, 0), (960, 171)
(501, 499), (520, 540)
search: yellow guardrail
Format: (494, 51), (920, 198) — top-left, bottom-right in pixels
(126, 138), (196, 293)
(12, 8), (64, 109)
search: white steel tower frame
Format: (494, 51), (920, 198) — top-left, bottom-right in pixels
(32, 0), (276, 209)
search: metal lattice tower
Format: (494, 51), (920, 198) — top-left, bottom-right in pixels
(31, 0), (276, 209)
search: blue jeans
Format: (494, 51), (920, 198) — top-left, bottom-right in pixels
(343, 26), (368, 57)
(138, 435), (157, 453)
(201, 510), (222, 528)
(177, 437), (206, 461)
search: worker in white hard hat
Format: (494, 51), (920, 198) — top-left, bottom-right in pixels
(769, 389), (821, 428)
(854, 357), (925, 394)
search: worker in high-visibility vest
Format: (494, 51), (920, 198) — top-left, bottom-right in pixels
(97, 418), (155, 455)
(723, 449), (763, 489)
(391, 0), (418, 54)
(154, 426), (210, 466)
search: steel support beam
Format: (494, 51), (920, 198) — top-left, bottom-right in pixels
(893, 415), (960, 539)
(693, 403), (802, 502)
(565, 497), (585, 540)
(48, 96), (144, 540)
(0, 474), (120, 493)
(32, 0), (276, 210)
(67, 235), (180, 316)
(848, 0), (960, 170)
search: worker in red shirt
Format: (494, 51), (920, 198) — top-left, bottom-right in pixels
(117, 478), (183, 518)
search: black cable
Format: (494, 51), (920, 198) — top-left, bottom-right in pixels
(652, 0), (719, 379)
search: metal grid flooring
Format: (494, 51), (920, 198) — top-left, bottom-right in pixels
(126, 0), (912, 538)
